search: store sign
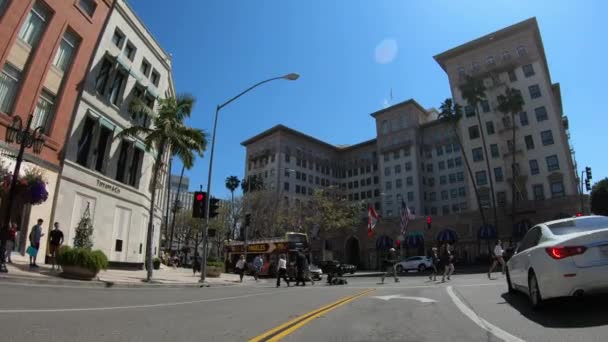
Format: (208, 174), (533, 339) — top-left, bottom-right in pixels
(97, 179), (120, 194)
(227, 242), (290, 254)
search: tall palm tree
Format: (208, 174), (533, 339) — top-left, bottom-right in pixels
(439, 98), (487, 227)
(169, 161), (195, 254)
(460, 75), (498, 230)
(497, 87), (525, 227)
(117, 95), (207, 281)
(225, 175), (240, 239)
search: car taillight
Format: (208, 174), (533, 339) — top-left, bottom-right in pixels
(545, 246), (587, 259)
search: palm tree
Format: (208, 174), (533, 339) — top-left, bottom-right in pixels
(460, 75), (498, 230)
(439, 98), (487, 227)
(117, 95), (207, 281)
(497, 87), (525, 227)
(225, 175), (240, 239)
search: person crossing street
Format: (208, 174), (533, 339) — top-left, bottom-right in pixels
(488, 240), (506, 279)
(253, 255), (263, 281)
(381, 248), (399, 284)
(276, 254), (290, 288)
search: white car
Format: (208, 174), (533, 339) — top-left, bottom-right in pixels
(396, 256), (432, 273)
(506, 215), (608, 309)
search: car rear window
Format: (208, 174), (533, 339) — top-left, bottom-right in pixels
(548, 217), (608, 235)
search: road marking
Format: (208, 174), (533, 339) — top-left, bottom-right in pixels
(446, 286), (525, 342)
(249, 289), (374, 342)
(372, 294), (436, 303)
(0, 291), (277, 313)
(338, 282), (502, 290)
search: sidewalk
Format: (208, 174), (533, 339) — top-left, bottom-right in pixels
(1, 252), (247, 288)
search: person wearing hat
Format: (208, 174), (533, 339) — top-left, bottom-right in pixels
(381, 247), (399, 284)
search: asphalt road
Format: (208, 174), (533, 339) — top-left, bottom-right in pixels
(1, 272), (607, 342)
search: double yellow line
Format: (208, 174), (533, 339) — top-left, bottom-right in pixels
(249, 288), (374, 342)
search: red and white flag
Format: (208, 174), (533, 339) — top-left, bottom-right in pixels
(367, 205), (380, 237)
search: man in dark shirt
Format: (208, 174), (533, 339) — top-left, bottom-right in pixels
(49, 222), (64, 270)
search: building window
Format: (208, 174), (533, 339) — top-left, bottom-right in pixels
(115, 141), (131, 183)
(285, 154), (290, 163)
(494, 167), (504, 182)
(534, 106), (548, 122)
(457, 67), (466, 79)
(486, 121), (495, 135)
(546, 155), (560, 172)
(0, 64), (21, 114)
(472, 147), (484, 162)
(384, 167), (390, 176)
(458, 187), (466, 197)
(521, 63), (535, 77)
(541, 130), (554, 146)
(385, 181), (392, 190)
(450, 189), (458, 199)
(445, 144), (453, 154)
(519, 111), (529, 126)
(406, 176), (413, 186)
(464, 105), (475, 117)
(396, 179), (403, 189)
(151, 70), (160, 87)
(475, 171), (487, 186)
(442, 205), (450, 215)
(472, 62), (480, 72)
(18, 1), (51, 48)
(427, 164), (434, 172)
(141, 59), (151, 77)
(115, 239), (123, 252)
(0, 0), (8, 16)
(489, 144), (499, 158)
(308, 188), (313, 196)
(382, 120), (389, 134)
(468, 125), (480, 140)
(441, 190), (448, 200)
(438, 161), (445, 170)
(524, 135), (535, 150)
(454, 157), (462, 167)
(486, 56), (495, 66)
(529, 159), (539, 175)
(551, 181), (565, 198)
(508, 69), (517, 82)
(533, 184), (545, 201)
(77, 0), (97, 17)
(393, 150), (400, 159)
(76, 117), (96, 166)
(502, 50), (511, 61)
(447, 159), (454, 169)
(436, 146), (443, 156)
(53, 30), (79, 73)
(405, 162), (412, 171)
(284, 182), (289, 191)
(112, 29), (125, 48)
(440, 175), (446, 185)
(128, 148), (143, 187)
(449, 174), (456, 184)
(394, 164), (401, 174)
(374, 176), (379, 185)
(32, 89), (55, 133)
(517, 46), (527, 57)
(528, 85), (541, 99)
(94, 126), (112, 173)
(481, 100), (490, 113)
(457, 172), (464, 182)
(108, 71), (126, 106)
(428, 177), (435, 186)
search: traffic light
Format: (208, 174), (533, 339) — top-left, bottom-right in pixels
(585, 178), (591, 192)
(209, 197), (220, 218)
(192, 191), (207, 218)
(585, 166), (592, 180)
(576, 212), (583, 217)
(426, 216), (432, 230)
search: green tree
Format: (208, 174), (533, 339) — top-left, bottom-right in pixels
(241, 175), (264, 193)
(439, 98), (486, 227)
(460, 75), (498, 230)
(497, 87), (525, 224)
(117, 95), (207, 281)
(591, 178), (608, 216)
(73, 204), (94, 249)
(225, 175), (241, 239)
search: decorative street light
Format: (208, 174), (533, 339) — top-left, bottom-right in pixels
(200, 73), (299, 284)
(0, 114), (46, 273)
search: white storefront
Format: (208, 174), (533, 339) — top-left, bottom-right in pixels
(52, 0), (172, 264)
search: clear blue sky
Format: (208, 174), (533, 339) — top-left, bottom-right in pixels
(128, 0), (606, 199)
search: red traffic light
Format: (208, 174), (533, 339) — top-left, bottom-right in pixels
(575, 212), (583, 217)
(196, 193), (204, 202)
(426, 216), (432, 224)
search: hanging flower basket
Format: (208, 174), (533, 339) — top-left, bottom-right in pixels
(0, 166), (49, 206)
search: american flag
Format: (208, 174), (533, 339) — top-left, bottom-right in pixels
(400, 198), (413, 236)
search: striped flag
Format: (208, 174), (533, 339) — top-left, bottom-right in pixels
(400, 198), (413, 236)
(367, 205), (380, 237)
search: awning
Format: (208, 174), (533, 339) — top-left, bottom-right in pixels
(115, 54), (131, 72)
(512, 220), (532, 239)
(99, 116), (115, 130)
(437, 229), (458, 243)
(477, 224), (497, 240)
(405, 231), (424, 248)
(375, 235), (393, 250)
(135, 140), (146, 151)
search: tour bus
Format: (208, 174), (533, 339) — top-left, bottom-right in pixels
(225, 232), (308, 276)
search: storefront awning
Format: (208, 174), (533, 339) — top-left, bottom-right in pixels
(477, 224), (497, 240)
(375, 235), (393, 250)
(99, 116), (115, 130)
(405, 232), (424, 248)
(437, 229), (458, 243)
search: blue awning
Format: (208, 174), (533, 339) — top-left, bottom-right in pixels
(375, 235), (393, 250)
(513, 220), (532, 239)
(437, 229), (458, 243)
(478, 224), (497, 240)
(405, 232), (424, 248)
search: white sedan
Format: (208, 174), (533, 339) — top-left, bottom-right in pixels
(396, 256), (432, 273)
(506, 215), (608, 309)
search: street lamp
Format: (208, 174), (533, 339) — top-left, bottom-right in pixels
(200, 73), (299, 284)
(0, 115), (46, 273)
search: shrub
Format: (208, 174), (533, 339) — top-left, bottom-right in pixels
(57, 246), (108, 273)
(207, 261), (224, 271)
(153, 257), (161, 270)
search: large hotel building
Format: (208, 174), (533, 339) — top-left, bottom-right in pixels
(242, 18), (581, 269)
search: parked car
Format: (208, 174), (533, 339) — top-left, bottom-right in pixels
(506, 216), (608, 309)
(319, 260), (356, 276)
(395, 256), (432, 273)
(309, 264), (323, 280)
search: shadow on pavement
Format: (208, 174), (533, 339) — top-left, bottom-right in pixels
(501, 292), (608, 328)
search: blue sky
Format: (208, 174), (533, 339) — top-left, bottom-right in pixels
(129, 0), (606, 199)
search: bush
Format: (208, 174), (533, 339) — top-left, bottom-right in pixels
(57, 246), (108, 273)
(153, 257), (161, 270)
(207, 261), (224, 271)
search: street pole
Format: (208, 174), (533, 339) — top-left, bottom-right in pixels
(199, 73), (299, 284)
(580, 170), (585, 215)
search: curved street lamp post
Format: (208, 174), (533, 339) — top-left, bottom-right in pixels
(200, 73), (299, 284)
(0, 115), (45, 273)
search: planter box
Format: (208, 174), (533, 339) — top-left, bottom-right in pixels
(206, 266), (222, 278)
(59, 265), (99, 281)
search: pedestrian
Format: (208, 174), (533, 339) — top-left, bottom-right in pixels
(429, 247), (439, 281)
(295, 250), (314, 286)
(28, 219), (45, 267)
(276, 254), (290, 288)
(488, 240), (506, 279)
(441, 243), (455, 282)
(192, 253), (201, 275)
(48, 222), (64, 270)
(235, 254), (246, 283)
(381, 248), (399, 284)
(5, 223), (17, 263)
(253, 254), (263, 281)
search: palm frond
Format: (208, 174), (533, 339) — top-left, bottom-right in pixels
(115, 126), (153, 141)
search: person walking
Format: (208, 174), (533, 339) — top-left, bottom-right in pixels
(5, 223), (17, 263)
(381, 248), (399, 284)
(48, 222), (64, 270)
(192, 253), (201, 275)
(28, 219), (45, 267)
(253, 255), (263, 282)
(441, 243), (455, 282)
(276, 254), (290, 288)
(429, 247), (439, 281)
(488, 240), (505, 279)
(235, 254), (247, 283)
